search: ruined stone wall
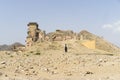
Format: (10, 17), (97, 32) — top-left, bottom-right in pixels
(26, 22), (47, 47)
(48, 30), (76, 41)
(26, 23), (95, 49)
(81, 40), (96, 49)
(27, 22), (39, 42)
(26, 37), (33, 48)
(26, 23), (39, 47)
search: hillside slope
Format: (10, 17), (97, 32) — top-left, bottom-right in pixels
(78, 30), (120, 53)
(27, 30), (120, 54)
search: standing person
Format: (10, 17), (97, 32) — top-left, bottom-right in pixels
(65, 44), (68, 53)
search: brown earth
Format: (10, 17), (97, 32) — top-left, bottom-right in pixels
(0, 40), (120, 80)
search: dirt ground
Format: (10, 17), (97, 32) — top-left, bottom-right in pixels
(0, 48), (120, 80)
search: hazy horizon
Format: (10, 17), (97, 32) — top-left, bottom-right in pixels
(0, 0), (120, 46)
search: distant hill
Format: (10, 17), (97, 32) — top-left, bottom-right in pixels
(0, 42), (25, 51)
(0, 44), (11, 51)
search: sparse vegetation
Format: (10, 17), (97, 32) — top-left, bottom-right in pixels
(35, 52), (41, 55)
(10, 55), (13, 57)
(25, 54), (29, 56)
(34, 49), (41, 55)
(30, 51), (34, 53)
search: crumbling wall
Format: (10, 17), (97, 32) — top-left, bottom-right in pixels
(26, 37), (33, 48)
(27, 22), (39, 42)
(47, 30), (76, 41)
(26, 22), (46, 47)
(26, 23), (96, 49)
(81, 40), (96, 49)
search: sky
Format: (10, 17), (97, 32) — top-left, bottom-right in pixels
(0, 0), (120, 46)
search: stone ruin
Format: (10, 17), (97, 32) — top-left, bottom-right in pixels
(26, 22), (78, 47)
(25, 22), (120, 53)
(47, 29), (77, 41)
(26, 22), (96, 49)
(26, 22), (45, 47)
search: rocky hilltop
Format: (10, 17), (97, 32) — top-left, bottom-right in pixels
(26, 22), (120, 53)
(78, 30), (120, 53)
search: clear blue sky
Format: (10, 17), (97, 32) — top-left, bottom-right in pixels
(0, 0), (120, 46)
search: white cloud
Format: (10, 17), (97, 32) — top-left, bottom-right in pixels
(102, 20), (120, 33)
(102, 24), (113, 29)
(114, 21), (120, 26)
(114, 26), (120, 32)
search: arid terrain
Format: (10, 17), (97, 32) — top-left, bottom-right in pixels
(0, 27), (120, 80)
(0, 39), (120, 80)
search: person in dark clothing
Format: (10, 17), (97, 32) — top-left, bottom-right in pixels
(64, 44), (68, 52)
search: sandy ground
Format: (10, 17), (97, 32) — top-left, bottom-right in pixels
(0, 49), (120, 80)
